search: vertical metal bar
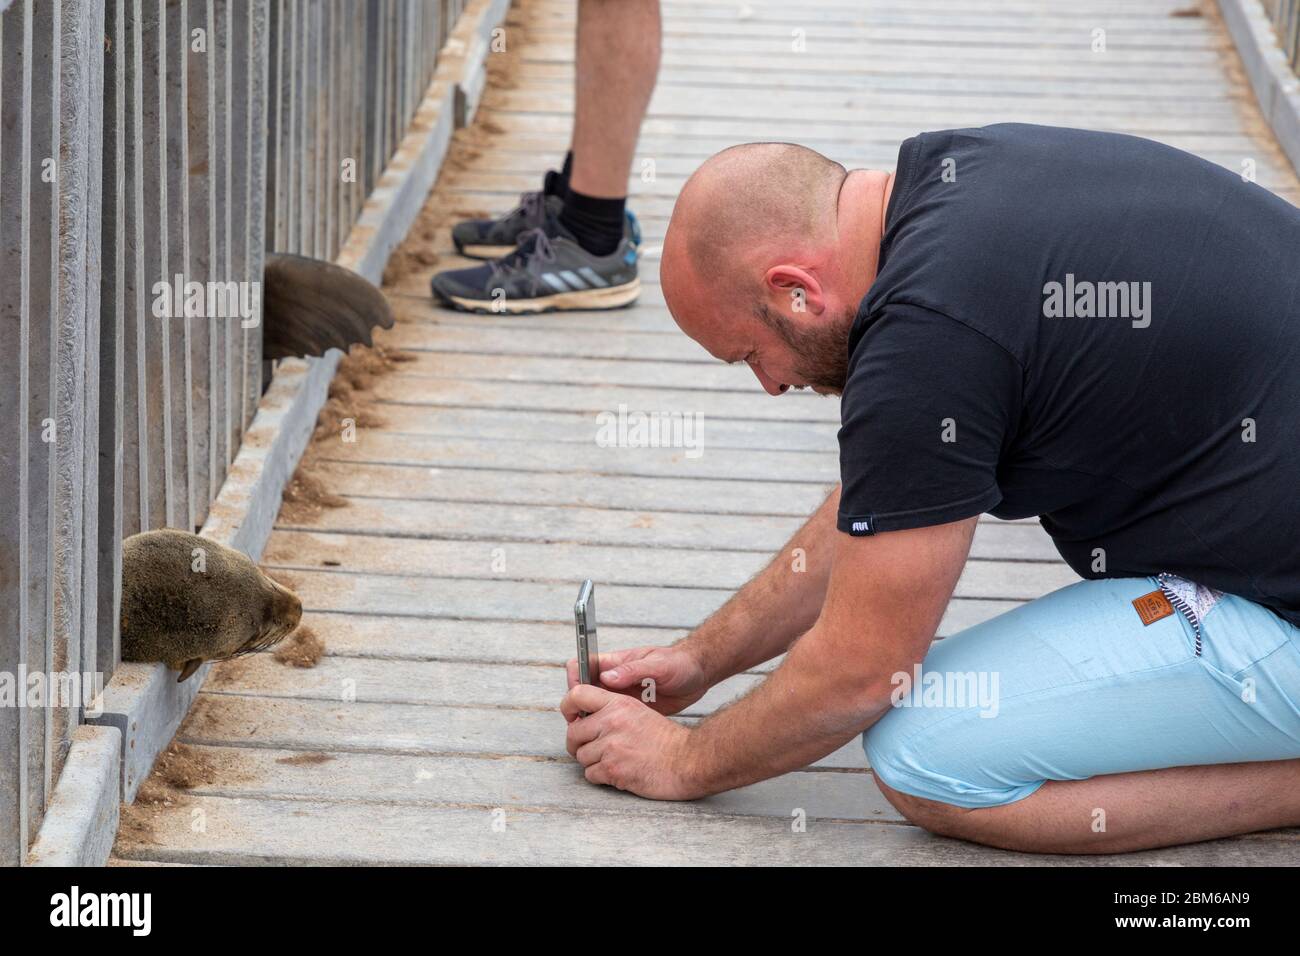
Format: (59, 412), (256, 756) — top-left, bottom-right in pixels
(302, 0), (318, 259)
(285, 0), (299, 253)
(121, 0), (148, 537)
(54, 0), (105, 756)
(364, 1), (380, 198)
(0, 0), (34, 868)
(216, 0), (239, 461)
(187, 0), (214, 524)
(79, 0), (107, 721)
(385, 0), (397, 168)
(139, 0), (169, 529)
(326, 0), (339, 258)
(51, 0), (90, 766)
(28, 0), (60, 839)
(98, 0), (127, 682)
(228, 0), (265, 426)
(395, 0), (407, 137)
(310, 0), (323, 260)
(244, 0), (268, 416)
(211, 0), (232, 472)
(340, 0), (354, 241)
(349, 0), (364, 228)
(264, 0), (280, 251)
(164, 0), (194, 531)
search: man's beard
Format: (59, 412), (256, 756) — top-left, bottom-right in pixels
(754, 303), (856, 394)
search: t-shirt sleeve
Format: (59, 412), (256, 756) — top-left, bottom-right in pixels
(837, 304), (1022, 536)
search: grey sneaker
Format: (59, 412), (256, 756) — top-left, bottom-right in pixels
(431, 226), (640, 313)
(451, 172), (566, 259)
(451, 170), (644, 260)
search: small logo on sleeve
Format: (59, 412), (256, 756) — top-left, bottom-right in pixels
(848, 516), (876, 536)
(1132, 590), (1174, 626)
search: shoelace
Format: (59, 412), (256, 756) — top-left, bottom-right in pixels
(491, 227), (558, 294)
(511, 190), (548, 228)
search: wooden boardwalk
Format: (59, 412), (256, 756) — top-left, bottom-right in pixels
(114, 0), (1300, 864)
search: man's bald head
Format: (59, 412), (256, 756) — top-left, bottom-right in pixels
(661, 142), (892, 397)
(668, 142), (847, 299)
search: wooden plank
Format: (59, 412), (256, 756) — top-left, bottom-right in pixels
(277, 497), (1062, 560)
(368, 369), (844, 423)
(263, 529), (1080, 599)
(163, 744), (898, 821)
(524, 40), (1228, 70)
(530, 2), (1231, 30)
(435, 146), (1297, 181)
(372, 404), (841, 452)
(456, 128), (1278, 163)
(323, 432), (840, 482)
(363, 348), (813, 392)
(500, 86), (1245, 123)
(255, 568), (1025, 632)
(384, 321), (717, 363)
(311, 460), (835, 514)
(281, 611), (690, 662)
(515, 67), (1241, 104)
(181, 693), (871, 770)
(433, 156), (1300, 198)
(114, 791), (1297, 866)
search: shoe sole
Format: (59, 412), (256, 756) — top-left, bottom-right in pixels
(457, 239), (643, 261)
(457, 242), (517, 260)
(443, 278), (641, 314)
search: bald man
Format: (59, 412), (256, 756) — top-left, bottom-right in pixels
(560, 124), (1300, 855)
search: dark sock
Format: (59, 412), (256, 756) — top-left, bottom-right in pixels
(559, 187), (626, 257)
(544, 152), (574, 198)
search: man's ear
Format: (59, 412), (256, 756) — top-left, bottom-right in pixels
(764, 264), (825, 315)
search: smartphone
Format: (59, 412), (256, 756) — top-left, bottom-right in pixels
(574, 580), (599, 714)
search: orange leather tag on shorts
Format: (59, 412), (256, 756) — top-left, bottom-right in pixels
(1133, 590), (1174, 626)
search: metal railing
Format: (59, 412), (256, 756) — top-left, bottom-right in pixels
(0, 0), (464, 866)
(1265, 0), (1300, 72)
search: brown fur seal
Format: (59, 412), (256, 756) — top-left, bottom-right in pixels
(262, 252), (394, 360)
(120, 529), (303, 682)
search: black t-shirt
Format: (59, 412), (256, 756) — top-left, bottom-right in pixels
(838, 123), (1300, 626)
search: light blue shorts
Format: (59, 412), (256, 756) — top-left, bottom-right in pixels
(863, 576), (1300, 808)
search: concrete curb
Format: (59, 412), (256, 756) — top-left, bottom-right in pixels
(41, 0), (516, 866)
(27, 726), (121, 867)
(1219, 0), (1300, 176)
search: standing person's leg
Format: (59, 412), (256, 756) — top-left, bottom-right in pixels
(433, 1), (660, 313)
(560, 0), (661, 255)
(863, 576), (1300, 854)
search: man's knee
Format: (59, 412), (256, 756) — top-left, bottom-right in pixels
(862, 705), (1026, 840)
(874, 774), (978, 839)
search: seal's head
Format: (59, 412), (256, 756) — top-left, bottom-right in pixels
(120, 529), (304, 681)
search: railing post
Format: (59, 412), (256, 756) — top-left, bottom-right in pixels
(97, 0), (127, 685)
(0, 0), (35, 869)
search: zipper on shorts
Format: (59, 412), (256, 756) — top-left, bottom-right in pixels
(1156, 572), (1204, 657)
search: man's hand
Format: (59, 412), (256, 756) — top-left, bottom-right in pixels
(565, 644), (708, 715)
(561, 684), (702, 800)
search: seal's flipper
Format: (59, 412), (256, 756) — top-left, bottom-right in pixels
(262, 253), (394, 360)
(177, 658), (204, 683)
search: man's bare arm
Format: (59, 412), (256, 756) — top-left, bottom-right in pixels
(679, 485), (841, 685)
(681, 516), (977, 795)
